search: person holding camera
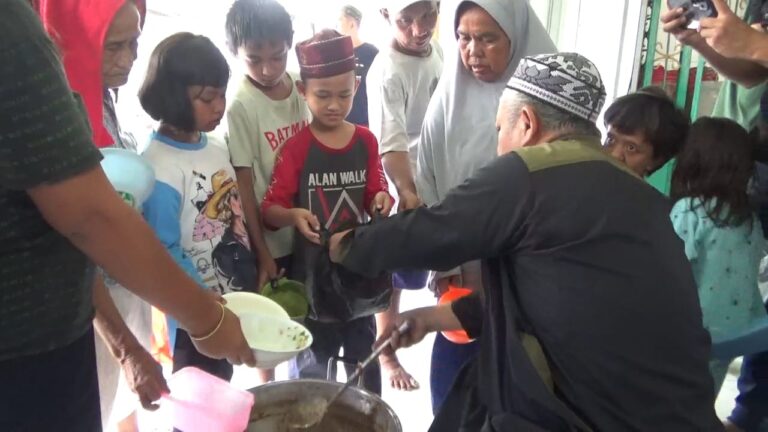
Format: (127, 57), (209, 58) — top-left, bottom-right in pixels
(708, 0), (768, 130)
(663, 0), (768, 87)
(663, 2), (768, 431)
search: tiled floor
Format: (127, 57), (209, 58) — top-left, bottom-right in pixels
(716, 360), (740, 421)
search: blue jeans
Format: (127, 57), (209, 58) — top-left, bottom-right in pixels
(393, 270), (429, 290)
(731, 164), (768, 431)
(728, 299), (768, 431)
(430, 331), (480, 415)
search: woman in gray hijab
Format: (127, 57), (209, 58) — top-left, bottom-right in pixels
(415, 0), (556, 414)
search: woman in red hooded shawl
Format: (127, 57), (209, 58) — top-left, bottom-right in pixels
(37, 0), (146, 149)
(37, 2), (167, 431)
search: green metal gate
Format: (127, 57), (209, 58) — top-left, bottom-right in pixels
(638, 0), (749, 194)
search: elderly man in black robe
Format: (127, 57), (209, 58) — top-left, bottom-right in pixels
(329, 52), (722, 431)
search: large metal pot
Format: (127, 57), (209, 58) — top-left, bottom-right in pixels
(247, 379), (402, 432)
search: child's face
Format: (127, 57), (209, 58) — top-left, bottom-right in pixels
(188, 86), (227, 132)
(603, 126), (657, 177)
(298, 71), (358, 129)
(238, 40), (290, 88)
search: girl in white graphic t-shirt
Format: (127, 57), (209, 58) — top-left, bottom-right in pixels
(139, 32), (266, 383)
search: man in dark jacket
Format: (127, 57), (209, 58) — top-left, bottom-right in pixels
(330, 52), (722, 431)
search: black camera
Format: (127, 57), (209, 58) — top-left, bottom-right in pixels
(668, 0), (717, 28)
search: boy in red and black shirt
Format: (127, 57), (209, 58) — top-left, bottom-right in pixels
(262, 29), (392, 393)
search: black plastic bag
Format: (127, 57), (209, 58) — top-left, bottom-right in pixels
(309, 216), (392, 322)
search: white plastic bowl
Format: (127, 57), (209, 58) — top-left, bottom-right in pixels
(239, 314), (313, 369)
(222, 292), (289, 319)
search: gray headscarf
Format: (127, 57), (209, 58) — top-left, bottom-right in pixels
(416, 0), (556, 205)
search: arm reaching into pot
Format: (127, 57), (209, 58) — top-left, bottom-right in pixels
(374, 290), (484, 354)
(373, 303), (467, 354)
(327, 153), (529, 276)
(28, 166), (255, 366)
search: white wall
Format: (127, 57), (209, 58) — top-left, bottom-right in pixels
(117, 0), (646, 145)
(552, 0), (644, 128)
(118, 0), (397, 144)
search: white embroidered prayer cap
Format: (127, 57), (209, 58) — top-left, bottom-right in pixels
(506, 52), (607, 123)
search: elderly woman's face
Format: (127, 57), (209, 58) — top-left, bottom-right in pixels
(102, 2), (141, 89)
(457, 5), (511, 83)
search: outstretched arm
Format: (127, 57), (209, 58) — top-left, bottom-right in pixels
(332, 153), (532, 275)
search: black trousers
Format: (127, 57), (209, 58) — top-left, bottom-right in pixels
(173, 329), (233, 382)
(291, 316), (382, 395)
(0, 327), (101, 432)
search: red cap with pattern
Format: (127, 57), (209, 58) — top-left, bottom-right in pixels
(296, 30), (356, 79)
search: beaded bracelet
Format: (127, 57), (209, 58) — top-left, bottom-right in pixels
(191, 302), (226, 341)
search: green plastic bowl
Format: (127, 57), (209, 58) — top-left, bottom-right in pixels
(260, 278), (309, 320)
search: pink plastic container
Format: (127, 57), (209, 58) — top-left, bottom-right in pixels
(165, 367), (254, 432)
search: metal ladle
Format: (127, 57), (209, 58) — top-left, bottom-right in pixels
(287, 321), (410, 429)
